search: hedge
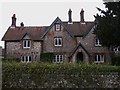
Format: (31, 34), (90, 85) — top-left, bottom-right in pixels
(2, 62), (120, 89)
(40, 53), (54, 63)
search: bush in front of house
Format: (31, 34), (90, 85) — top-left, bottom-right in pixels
(40, 53), (54, 63)
(111, 56), (120, 66)
(2, 62), (120, 89)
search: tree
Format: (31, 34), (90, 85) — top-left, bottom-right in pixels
(94, 2), (120, 49)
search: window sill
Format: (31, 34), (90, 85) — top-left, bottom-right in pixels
(54, 45), (62, 47)
(23, 47), (31, 49)
(95, 45), (102, 47)
(94, 61), (104, 64)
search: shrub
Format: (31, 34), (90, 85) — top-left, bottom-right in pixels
(2, 58), (20, 62)
(111, 56), (120, 66)
(2, 62), (120, 88)
(40, 53), (54, 63)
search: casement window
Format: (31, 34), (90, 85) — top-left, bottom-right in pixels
(23, 40), (31, 48)
(55, 24), (61, 31)
(95, 38), (102, 46)
(22, 56), (32, 63)
(54, 55), (63, 63)
(95, 54), (104, 63)
(113, 46), (120, 52)
(54, 37), (62, 46)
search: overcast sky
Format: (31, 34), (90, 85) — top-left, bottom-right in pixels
(0, 0), (106, 48)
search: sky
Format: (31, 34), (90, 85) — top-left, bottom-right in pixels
(0, 0), (106, 48)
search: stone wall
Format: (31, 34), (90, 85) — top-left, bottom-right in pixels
(0, 46), (2, 59)
(5, 41), (41, 61)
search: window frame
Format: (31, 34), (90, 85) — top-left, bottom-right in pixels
(95, 54), (104, 63)
(23, 40), (31, 49)
(113, 46), (120, 52)
(21, 56), (32, 63)
(55, 23), (61, 31)
(54, 55), (63, 63)
(54, 37), (62, 47)
(95, 38), (102, 46)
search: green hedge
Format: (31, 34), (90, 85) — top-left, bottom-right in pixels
(111, 56), (120, 66)
(2, 62), (120, 89)
(40, 53), (54, 63)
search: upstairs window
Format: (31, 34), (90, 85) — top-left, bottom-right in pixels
(54, 55), (63, 63)
(113, 46), (120, 52)
(54, 37), (62, 46)
(22, 56), (32, 63)
(95, 54), (104, 63)
(23, 40), (31, 48)
(55, 24), (61, 31)
(95, 38), (102, 46)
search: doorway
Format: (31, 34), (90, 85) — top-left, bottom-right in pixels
(76, 52), (83, 63)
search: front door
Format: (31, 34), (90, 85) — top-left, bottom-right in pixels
(76, 52), (83, 63)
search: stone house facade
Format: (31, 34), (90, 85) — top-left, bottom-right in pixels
(0, 46), (3, 60)
(2, 9), (113, 63)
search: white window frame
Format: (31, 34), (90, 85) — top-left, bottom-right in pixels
(21, 56), (32, 63)
(54, 37), (62, 46)
(95, 38), (102, 46)
(23, 40), (31, 48)
(55, 24), (61, 31)
(113, 46), (120, 52)
(95, 54), (104, 63)
(54, 55), (63, 63)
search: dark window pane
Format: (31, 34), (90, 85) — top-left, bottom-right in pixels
(24, 41), (27, 47)
(28, 41), (30, 47)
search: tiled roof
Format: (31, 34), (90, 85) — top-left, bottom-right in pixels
(2, 26), (48, 41)
(2, 20), (94, 41)
(63, 22), (94, 37)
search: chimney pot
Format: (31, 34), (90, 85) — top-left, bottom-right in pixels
(80, 9), (85, 23)
(11, 14), (16, 27)
(68, 9), (72, 24)
(20, 22), (24, 27)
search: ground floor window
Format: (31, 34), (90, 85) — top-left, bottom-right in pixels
(95, 54), (104, 63)
(54, 55), (63, 63)
(21, 56), (32, 63)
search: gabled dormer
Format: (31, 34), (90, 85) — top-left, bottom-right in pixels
(22, 33), (31, 49)
(41, 17), (73, 38)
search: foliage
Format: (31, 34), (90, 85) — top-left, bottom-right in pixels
(111, 56), (120, 66)
(40, 53), (54, 63)
(2, 62), (120, 88)
(94, 2), (120, 48)
(2, 58), (20, 62)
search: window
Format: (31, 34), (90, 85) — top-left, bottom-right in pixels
(95, 54), (104, 63)
(23, 40), (31, 48)
(54, 55), (63, 63)
(55, 24), (61, 31)
(54, 37), (62, 46)
(95, 38), (102, 46)
(22, 56), (32, 63)
(113, 46), (120, 52)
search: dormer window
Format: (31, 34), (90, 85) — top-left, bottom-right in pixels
(23, 40), (31, 48)
(55, 24), (61, 31)
(95, 38), (102, 46)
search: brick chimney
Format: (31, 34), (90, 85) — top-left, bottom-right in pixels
(11, 14), (16, 27)
(68, 9), (73, 24)
(80, 9), (85, 24)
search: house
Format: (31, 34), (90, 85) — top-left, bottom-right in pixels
(0, 46), (4, 60)
(2, 9), (111, 63)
